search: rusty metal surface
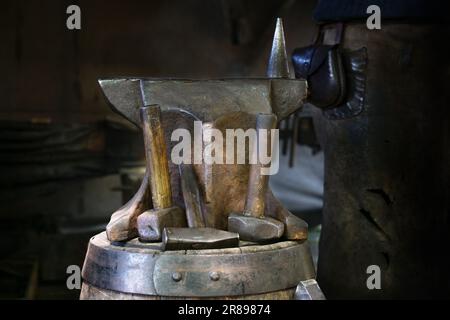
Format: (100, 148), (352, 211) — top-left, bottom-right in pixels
(228, 213), (284, 242)
(137, 207), (186, 242)
(82, 232), (315, 297)
(162, 227), (239, 250)
(228, 113), (285, 242)
(323, 47), (367, 120)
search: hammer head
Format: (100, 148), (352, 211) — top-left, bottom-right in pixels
(137, 206), (186, 242)
(162, 227), (239, 251)
(228, 213), (284, 242)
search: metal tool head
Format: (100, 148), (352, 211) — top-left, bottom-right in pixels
(179, 163), (206, 228)
(137, 206), (186, 242)
(228, 212), (284, 242)
(162, 227), (239, 250)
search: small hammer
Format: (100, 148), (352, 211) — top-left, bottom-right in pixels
(163, 163), (239, 250)
(228, 113), (284, 242)
(137, 105), (186, 242)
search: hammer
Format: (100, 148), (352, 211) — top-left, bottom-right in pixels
(228, 113), (284, 242)
(162, 163), (239, 250)
(137, 105), (186, 242)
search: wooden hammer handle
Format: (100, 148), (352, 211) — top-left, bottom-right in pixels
(141, 105), (172, 210)
(244, 113), (277, 218)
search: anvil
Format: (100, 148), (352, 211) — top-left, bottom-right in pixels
(99, 18), (309, 243)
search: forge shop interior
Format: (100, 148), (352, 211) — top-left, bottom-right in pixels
(0, 0), (448, 300)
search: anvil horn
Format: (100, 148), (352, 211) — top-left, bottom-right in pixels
(267, 18), (290, 79)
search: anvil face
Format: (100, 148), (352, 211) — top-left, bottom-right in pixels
(99, 78), (307, 126)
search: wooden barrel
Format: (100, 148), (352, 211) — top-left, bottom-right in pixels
(80, 232), (315, 300)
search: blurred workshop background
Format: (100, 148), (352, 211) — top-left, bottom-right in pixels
(0, 0), (323, 299)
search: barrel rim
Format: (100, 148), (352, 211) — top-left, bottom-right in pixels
(82, 231), (315, 297)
